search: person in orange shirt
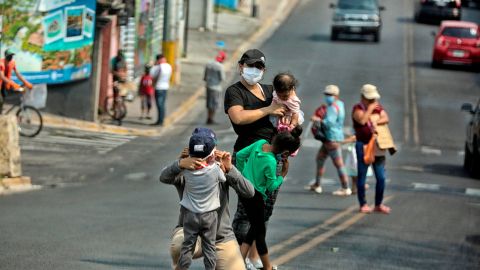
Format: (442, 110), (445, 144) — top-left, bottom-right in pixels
(0, 49), (33, 113)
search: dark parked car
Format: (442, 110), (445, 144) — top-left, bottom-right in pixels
(415, 0), (462, 23)
(462, 99), (480, 178)
(462, 0), (480, 8)
(329, 0), (385, 42)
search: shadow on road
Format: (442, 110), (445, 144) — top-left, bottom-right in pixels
(306, 33), (377, 43)
(306, 33), (331, 42)
(396, 16), (415, 24)
(423, 163), (471, 179)
(82, 256), (164, 269)
(410, 61), (479, 73)
(466, 235), (480, 246)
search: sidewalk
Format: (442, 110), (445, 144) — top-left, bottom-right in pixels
(43, 0), (298, 136)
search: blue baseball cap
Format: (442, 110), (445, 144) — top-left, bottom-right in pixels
(189, 127), (217, 158)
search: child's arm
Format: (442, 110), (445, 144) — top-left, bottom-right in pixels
(217, 165), (227, 183)
(289, 112), (299, 128)
(265, 161), (284, 192)
(138, 77), (143, 93)
(341, 135), (357, 144)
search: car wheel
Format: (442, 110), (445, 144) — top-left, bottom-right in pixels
(471, 139), (480, 179)
(431, 60), (441, 68)
(373, 31), (380, 42)
(331, 29), (338, 41)
(464, 143), (472, 172)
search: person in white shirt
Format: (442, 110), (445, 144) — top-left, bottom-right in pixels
(150, 54), (173, 126)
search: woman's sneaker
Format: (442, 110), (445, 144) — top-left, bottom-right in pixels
(374, 204), (391, 214)
(332, 188), (352, 196)
(304, 182), (323, 194)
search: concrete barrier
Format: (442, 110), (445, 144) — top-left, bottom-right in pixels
(0, 115), (22, 178)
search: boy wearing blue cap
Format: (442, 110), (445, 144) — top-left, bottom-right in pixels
(177, 128), (226, 270)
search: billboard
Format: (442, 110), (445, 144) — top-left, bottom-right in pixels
(0, 0), (96, 84)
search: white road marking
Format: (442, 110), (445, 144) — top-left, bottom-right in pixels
(125, 172), (148, 181)
(398, 165), (425, 172)
(20, 131), (137, 154)
(306, 178), (338, 186)
(420, 146), (442, 156)
(214, 127), (234, 134)
(412, 182), (440, 191)
(465, 188), (480, 197)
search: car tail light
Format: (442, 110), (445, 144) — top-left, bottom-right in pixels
(437, 37), (446, 46)
(476, 40), (480, 48)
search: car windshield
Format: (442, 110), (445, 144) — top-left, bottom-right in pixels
(423, 0), (458, 8)
(338, 0), (377, 10)
(442, 27), (478, 38)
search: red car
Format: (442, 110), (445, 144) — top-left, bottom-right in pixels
(431, 20), (480, 68)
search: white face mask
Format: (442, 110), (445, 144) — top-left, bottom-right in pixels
(241, 67), (264, 85)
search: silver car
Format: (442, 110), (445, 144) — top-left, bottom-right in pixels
(330, 0), (385, 42)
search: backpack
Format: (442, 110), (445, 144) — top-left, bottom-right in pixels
(311, 103), (340, 142)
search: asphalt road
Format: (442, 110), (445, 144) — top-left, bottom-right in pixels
(1, 0), (480, 269)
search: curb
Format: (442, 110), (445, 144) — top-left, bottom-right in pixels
(0, 176), (38, 196)
(157, 0), (299, 130)
(42, 114), (160, 136)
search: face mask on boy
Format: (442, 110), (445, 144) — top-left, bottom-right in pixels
(241, 67), (264, 85)
(324, 95), (335, 105)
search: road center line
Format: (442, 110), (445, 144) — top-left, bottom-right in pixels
(269, 204), (358, 254)
(406, 1), (420, 146)
(272, 196), (394, 266)
(403, 1), (411, 145)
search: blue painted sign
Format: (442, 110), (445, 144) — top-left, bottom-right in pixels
(1, 0), (96, 84)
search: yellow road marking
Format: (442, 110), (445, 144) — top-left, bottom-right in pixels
(272, 196), (394, 265)
(269, 204), (358, 254)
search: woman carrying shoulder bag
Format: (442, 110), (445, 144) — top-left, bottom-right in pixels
(352, 84), (391, 214)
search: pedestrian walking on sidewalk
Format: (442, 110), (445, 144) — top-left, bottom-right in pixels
(160, 131), (255, 270)
(150, 54), (172, 126)
(235, 126), (302, 270)
(139, 64), (154, 120)
(352, 84), (391, 214)
(224, 49), (285, 269)
(175, 128), (225, 270)
(204, 51), (226, 124)
(306, 85), (351, 196)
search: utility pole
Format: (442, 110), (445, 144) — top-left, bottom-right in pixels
(182, 0), (189, 58)
(162, 0), (178, 84)
(251, 0), (258, 18)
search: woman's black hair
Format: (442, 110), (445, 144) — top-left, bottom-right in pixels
(272, 125), (303, 154)
(273, 72), (298, 94)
